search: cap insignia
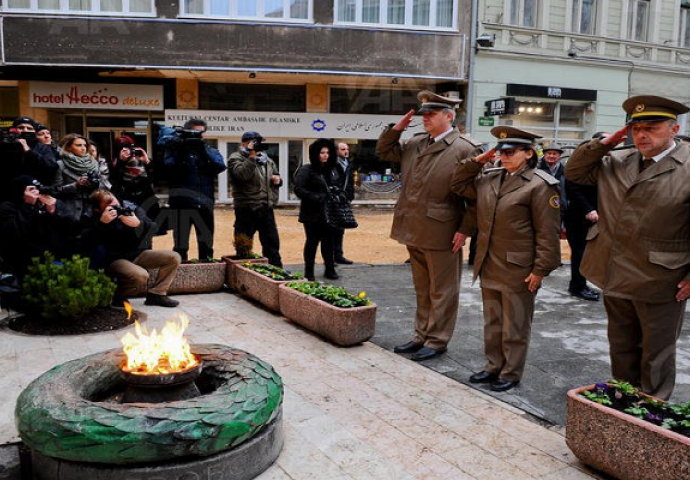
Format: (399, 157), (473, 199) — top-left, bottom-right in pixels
(499, 132), (508, 139)
(635, 104), (645, 113)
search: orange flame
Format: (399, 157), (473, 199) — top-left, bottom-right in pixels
(124, 301), (133, 320)
(120, 315), (199, 375)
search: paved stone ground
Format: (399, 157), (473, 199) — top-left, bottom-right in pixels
(312, 261), (690, 426)
(0, 289), (604, 480)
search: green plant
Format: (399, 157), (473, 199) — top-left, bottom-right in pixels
(22, 253), (116, 320)
(233, 233), (260, 259)
(242, 262), (302, 281)
(185, 258), (222, 264)
(285, 281), (372, 308)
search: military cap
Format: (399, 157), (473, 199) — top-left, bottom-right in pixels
(417, 90), (462, 114)
(622, 95), (690, 123)
(490, 126), (542, 151)
(542, 142), (564, 153)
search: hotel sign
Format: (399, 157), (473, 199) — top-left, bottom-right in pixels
(30, 82), (164, 110)
(165, 110), (425, 139)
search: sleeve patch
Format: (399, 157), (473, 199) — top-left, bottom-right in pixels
(549, 195), (560, 209)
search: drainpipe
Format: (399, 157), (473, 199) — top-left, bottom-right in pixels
(465, 0), (479, 135)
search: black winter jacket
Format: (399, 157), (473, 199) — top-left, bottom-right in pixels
(294, 139), (338, 224)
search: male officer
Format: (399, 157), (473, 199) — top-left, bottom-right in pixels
(565, 95), (690, 400)
(333, 142), (355, 265)
(376, 91), (482, 361)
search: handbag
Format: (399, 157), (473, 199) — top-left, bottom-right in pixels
(325, 190), (358, 229)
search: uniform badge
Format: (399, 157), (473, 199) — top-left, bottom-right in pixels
(549, 195), (560, 209)
(499, 131), (508, 139)
(635, 103), (645, 113)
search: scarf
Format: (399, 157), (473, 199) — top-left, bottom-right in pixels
(61, 151), (99, 176)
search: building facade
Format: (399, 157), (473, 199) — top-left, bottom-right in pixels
(470, 0), (690, 148)
(0, 1), (472, 203)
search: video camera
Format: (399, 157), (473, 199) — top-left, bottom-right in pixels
(112, 205), (135, 217)
(175, 128), (205, 144)
(37, 184), (60, 197)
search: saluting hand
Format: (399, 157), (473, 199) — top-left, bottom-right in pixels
(473, 148), (496, 165)
(676, 280), (690, 302)
(392, 109), (416, 132)
(525, 273), (543, 293)
(600, 126), (628, 146)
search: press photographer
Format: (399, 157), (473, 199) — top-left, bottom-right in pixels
(88, 189), (181, 308)
(161, 118), (226, 262)
(228, 131), (283, 267)
(0, 117), (59, 202)
(0, 176), (71, 279)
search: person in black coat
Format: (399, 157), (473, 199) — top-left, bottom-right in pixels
(294, 138), (340, 281)
(333, 142), (356, 264)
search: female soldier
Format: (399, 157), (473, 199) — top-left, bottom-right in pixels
(452, 126), (561, 392)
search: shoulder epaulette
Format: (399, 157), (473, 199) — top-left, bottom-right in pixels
(534, 169), (559, 186)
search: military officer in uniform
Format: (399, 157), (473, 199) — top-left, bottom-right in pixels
(452, 127), (561, 391)
(565, 95), (690, 400)
(376, 91), (483, 361)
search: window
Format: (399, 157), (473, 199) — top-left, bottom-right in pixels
(572, 0), (595, 34)
(182, 0), (312, 21)
(504, 101), (587, 144)
(5, 0), (154, 14)
(509, 0), (537, 27)
(335, 0), (458, 30)
(681, 0), (690, 48)
(628, 0), (649, 41)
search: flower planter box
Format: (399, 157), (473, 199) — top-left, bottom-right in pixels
(234, 264), (302, 312)
(278, 283), (376, 347)
(566, 385), (690, 480)
(222, 256), (268, 291)
(147, 262), (226, 295)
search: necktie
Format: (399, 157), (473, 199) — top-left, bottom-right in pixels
(640, 157), (654, 172)
(429, 138), (435, 146)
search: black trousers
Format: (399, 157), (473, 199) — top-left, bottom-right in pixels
(303, 222), (335, 268)
(332, 228), (345, 259)
(565, 215), (591, 292)
(170, 204), (215, 262)
(234, 206), (282, 267)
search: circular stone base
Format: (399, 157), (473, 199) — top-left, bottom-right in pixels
(30, 409), (283, 480)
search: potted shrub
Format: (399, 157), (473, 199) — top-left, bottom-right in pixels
(234, 263), (303, 312)
(278, 281), (376, 346)
(148, 257), (226, 295)
(10, 253), (140, 335)
(222, 233), (267, 291)
(566, 380), (690, 480)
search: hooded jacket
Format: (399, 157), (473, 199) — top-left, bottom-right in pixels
(294, 138), (338, 224)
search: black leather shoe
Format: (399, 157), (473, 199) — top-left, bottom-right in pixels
(393, 341), (424, 354)
(411, 346), (446, 361)
(469, 371), (498, 384)
(324, 270), (339, 280)
(145, 293), (180, 308)
(569, 287), (599, 301)
(490, 378), (519, 392)
(335, 257), (354, 265)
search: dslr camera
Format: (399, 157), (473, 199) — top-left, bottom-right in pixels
(127, 145), (143, 157)
(37, 183), (60, 197)
(85, 172), (101, 186)
(247, 138), (268, 152)
(175, 128), (205, 144)
(112, 205), (135, 217)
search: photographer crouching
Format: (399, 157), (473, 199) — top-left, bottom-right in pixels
(228, 131), (283, 267)
(162, 119), (226, 262)
(88, 189), (181, 308)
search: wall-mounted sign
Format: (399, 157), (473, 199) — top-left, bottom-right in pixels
(30, 82), (164, 111)
(478, 116), (495, 127)
(506, 84), (597, 101)
(165, 110), (425, 139)
(484, 97), (517, 116)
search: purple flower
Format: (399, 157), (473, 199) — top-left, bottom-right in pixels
(646, 413), (662, 422)
(595, 382), (609, 392)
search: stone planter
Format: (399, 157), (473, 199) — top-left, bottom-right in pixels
(278, 283), (376, 347)
(222, 255), (268, 291)
(234, 264), (302, 312)
(148, 262), (226, 295)
(566, 385), (690, 480)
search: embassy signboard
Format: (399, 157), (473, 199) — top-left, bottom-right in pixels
(165, 110), (425, 139)
(30, 82), (164, 111)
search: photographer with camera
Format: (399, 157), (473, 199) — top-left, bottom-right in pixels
(111, 135), (161, 228)
(227, 131), (283, 267)
(52, 134), (109, 230)
(88, 189), (181, 308)
(0, 175), (71, 279)
(162, 119), (226, 262)
(0, 117), (58, 202)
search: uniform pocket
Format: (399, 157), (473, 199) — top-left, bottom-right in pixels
(426, 206), (456, 222)
(506, 251), (533, 267)
(648, 252), (690, 270)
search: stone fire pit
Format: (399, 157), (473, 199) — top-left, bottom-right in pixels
(15, 344), (283, 480)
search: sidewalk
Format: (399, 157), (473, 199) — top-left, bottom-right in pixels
(0, 276), (605, 479)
